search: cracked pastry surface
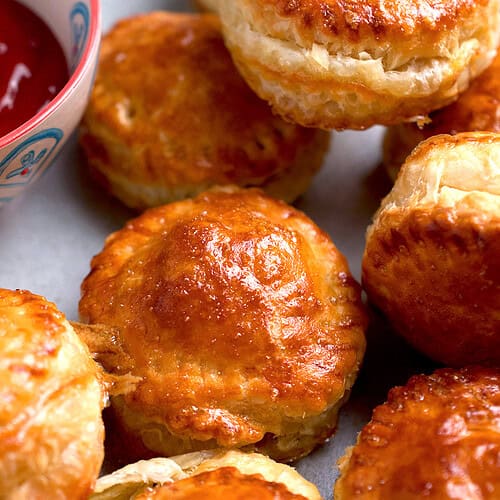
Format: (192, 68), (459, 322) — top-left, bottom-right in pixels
(79, 188), (367, 461)
(334, 366), (500, 500)
(384, 49), (500, 179)
(79, 12), (329, 210)
(91, 449), (322, 499)
(0, 289), (106, 500)
(218, 0), (500, 130)
(362, 132), (500, 366)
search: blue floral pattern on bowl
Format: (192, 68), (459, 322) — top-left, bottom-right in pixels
(70, 2), (90, 71)
(0, 129), (63, 204)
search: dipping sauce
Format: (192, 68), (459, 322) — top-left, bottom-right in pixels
(0, 0), (69, 138)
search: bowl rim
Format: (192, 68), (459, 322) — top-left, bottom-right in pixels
(0, 0), (101, 149)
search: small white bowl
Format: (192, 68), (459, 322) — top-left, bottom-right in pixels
(0, 0), (101, 206)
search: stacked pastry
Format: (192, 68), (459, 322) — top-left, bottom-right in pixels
(2, 0), (500, 498)
(78, 14), (368, 482)
(79, 2), (498, 499)
(346, 96), (500, 499)
(383, 48), (500, 179)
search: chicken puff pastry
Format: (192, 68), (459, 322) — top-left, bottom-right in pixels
(92, 449), (322, 499)
(218, 0), (500, 130)
(384, 48), (500, 180)
(0, 289), (106, 499)
(80, 12), (329, 210)
(79, 187), (367, 461)
(335, 366), (500, 500)
(363, 132), (500, 366)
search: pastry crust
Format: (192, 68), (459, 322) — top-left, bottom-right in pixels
(334, 366), (500, 500)
(135, 468), (308, 499)
(91, 449), (322, 499)
(363, 132), (500, 366)
(79, 187), (367, 461)
(384, 49), (500, 180)
(0, 289), (106, 499)
(79, 12), (329, 210)
(218, 0), (500, 129)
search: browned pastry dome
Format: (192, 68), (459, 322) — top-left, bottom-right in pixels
(136, 468), (307, 499)
(362, 132), (500, 366)
(0, 289), (106, 499)
(92, 449), (322, 499)
(79, 12), (329, 210)
(218, 0), (500, 130)
(335, 366), (500, 500)
(384, 48), (500, 180)
(79, 187), (367, 461)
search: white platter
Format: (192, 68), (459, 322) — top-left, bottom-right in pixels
(0, 1), (436, 498)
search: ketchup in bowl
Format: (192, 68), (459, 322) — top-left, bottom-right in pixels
(0, 0), (69, 138)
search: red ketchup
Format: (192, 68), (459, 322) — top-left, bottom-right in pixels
(0, 0), (69, 138)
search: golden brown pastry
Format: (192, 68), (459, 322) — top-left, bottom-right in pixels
(79, 187), (367, 461)
(0, 289), (106, 499)
(362, 132), (500, 366)
(384, 48), (500, 180)
(91, 449), (322, 499)
(334, 366), (500, 500)
(79, 12), (330, 210)
(134, 469), (307, 500)
(218, 0), (500, 130)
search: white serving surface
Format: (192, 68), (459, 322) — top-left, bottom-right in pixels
(0, 1), (436, 498)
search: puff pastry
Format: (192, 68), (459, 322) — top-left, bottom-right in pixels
(384, 48), (500, 179)
(363, 132), (500, 366)
(218, 0), (500, 130)
(79, 12), (329, 210)
(0, 289), (106, 499)
(335, 366), (500, 499)
(79, 187), (367, 461)
(91, 449), (322, 499)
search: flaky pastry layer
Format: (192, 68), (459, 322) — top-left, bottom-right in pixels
(363, 132), (500, 366)
(219, 0), (500, 129)
(384, 49), (500, 179)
